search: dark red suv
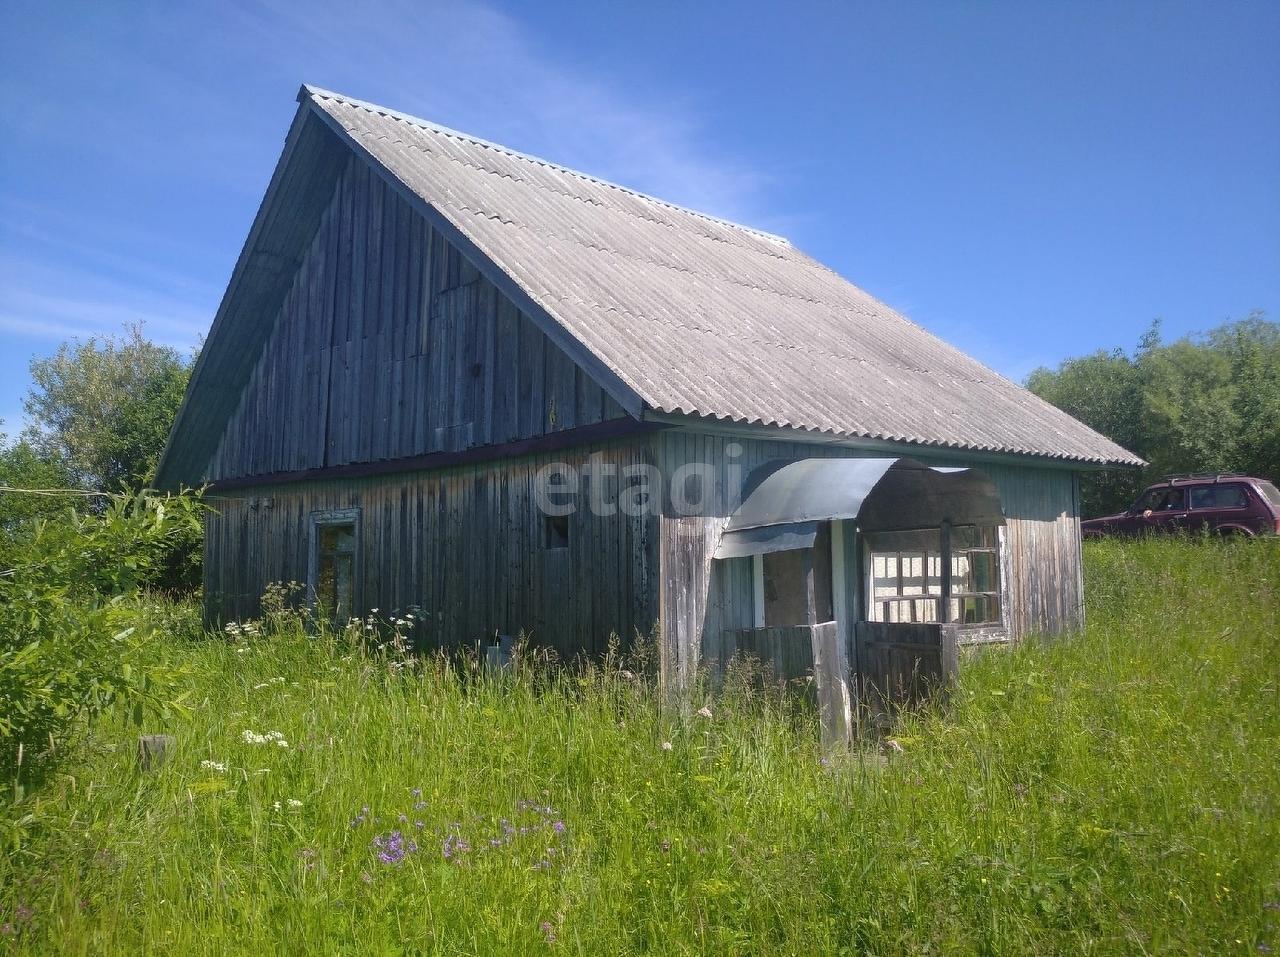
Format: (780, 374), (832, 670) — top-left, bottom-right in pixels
(1082, 474), (1280, 538)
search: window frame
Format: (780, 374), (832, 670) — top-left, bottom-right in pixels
(748, 523), (839, 629)
(307, 507), (362, 623)
(863, 523), (1005, 629)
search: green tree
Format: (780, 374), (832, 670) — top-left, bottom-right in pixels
(1027, 313), (1280, 517)
(22, 323), (193, 493)
(0, 436), (79, 547)
(1026, 348), (1143, 516)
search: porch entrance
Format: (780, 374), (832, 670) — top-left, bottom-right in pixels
(714, 457), (1008, 745)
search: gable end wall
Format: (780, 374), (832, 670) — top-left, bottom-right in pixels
(207, 154), (626, 483)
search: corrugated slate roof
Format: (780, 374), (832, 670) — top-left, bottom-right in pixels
(249, 87), (1146, 469)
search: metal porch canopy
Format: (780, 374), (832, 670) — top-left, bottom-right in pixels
(714, 457), (1006, 559)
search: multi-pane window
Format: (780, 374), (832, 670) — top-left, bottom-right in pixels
(868, 525), (1002, 626)
(870, 550), (942, 623)
(949, 525), (1001, 625)
(311, 511), (358, 623)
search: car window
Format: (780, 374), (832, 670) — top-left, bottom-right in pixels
(1134, 489), (1164, 511)
(1255, 481), (1280, 509)
(1190, 484), (1249, 509)
(1164, 488), (1187, 510)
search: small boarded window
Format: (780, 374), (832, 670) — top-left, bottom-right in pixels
(544, 514), (570, 550)
(310, 509), (360, 623)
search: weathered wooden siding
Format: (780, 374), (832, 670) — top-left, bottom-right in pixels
(656, 433), (854, 681)
(981, 463), (1083, 638)
(655, 431), (1084, 677)
(207, 156), (623, 482)
(205, 439), (659, 657)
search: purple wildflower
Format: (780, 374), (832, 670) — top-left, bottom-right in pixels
(373, 830), (408, 865)
(551, 821), (566, 834)
(541, 921), (556, 943)
(441, 832), (472, 862)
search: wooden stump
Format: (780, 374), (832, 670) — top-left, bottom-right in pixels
(137, 734), (175, 771)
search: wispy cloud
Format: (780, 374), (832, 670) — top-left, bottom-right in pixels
(0, 0), (778, 415)
(225, 0), (773, 225)
(1, 0), (775, 341)
(0, 265), (211, 350)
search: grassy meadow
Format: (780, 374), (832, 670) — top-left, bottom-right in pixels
(2, 537), (1278, 954)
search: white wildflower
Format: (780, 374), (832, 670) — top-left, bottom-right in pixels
(287, 799), (303, 808)
(242, 729), (288, 746)
(200, 759), (227, 773)
(272, 801), (282, 811)
(661, 741), (674, 751)
(696, 706), (713, 718)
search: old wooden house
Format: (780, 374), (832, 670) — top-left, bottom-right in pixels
(157, 86), (1141, 705)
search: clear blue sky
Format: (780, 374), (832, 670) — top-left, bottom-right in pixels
(2, 0), (1278, 437)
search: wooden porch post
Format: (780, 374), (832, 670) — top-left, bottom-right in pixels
(806, 539), (852, 750)
(939, 519), (952, 624)
(802, 547), (818, 626)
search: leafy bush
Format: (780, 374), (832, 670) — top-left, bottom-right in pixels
(0, 491), (205, 789)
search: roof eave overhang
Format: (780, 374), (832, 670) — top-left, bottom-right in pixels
(641, 410), (1146, 472)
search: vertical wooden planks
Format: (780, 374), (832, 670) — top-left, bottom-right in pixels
(208, 169), (625, 486)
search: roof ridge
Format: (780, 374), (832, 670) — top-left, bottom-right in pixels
(299, 84), (791, 248)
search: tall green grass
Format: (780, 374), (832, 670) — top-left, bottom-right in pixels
(2, 538), (1277, 954)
